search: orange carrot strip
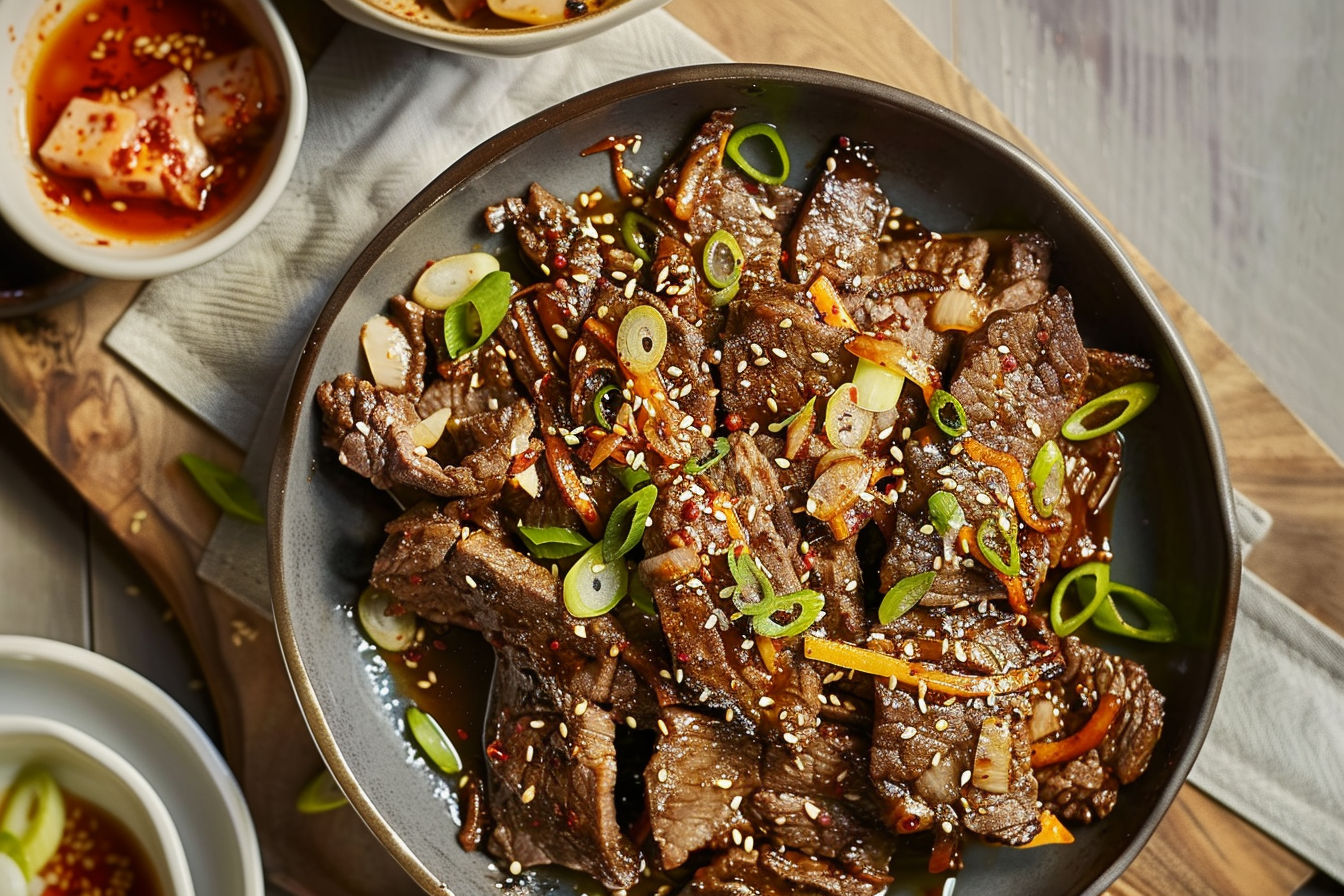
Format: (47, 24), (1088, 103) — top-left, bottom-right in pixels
(807, 274), (858, 331)
(1030, 694), (1122, 768)
(962, 437), (1064, 534)
(1018, 811), (1075, 848)
(803, 636), (1039, 698)
(958, 525), (1033, 615)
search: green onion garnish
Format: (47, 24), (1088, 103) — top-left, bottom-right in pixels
(629, 566), (658, 616)
(1049, 561), (1112, 637)
(727, 544), (769, 603)
(180, 453), (264, 523)
(442, 269), (513, 359)
(976, 515), (1021, 577)
(0, 765), (64, 878)
(702, 229), (744, 290)
(592, 384), (619, 430)
(929, 389), (968, 438)
(612, 465), (652, 493)
(878, 570), (937, 624)
(684, 437), (730, 475)
(1061, 381), (1159, 441)
(726, 122), (790, 186)
(0, 831), (31, 881)
(1029, 440), (1065, 518)
(517, 525), (593, 559)
(1092, 582), (1178, 642)
(296, 768), (349, 814)
(746, 589), (825, 638)
(621, 211), (661, 263)
(768, 399), (810, 434)
(928, 491), (966, 537)
(564, 541), (629, 617)
(603, 484), (658, 562)
(709, 280), (740, 306)
(406, 707), (462, 775)
(616, 305), (668, 375)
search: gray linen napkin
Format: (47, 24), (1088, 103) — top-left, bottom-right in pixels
(106, 12), (726, 448)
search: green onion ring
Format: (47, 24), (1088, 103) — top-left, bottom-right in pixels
(702, 229), (744, 290)
(1092, 582), (1178, 642)
(929, 389), (968, 437)
(613, 465), (652, 492)
(616, 305), (668, 376)
(725, 122), (790, 186)
(621, 210), (661, 263)
(709, 279), (740, 307)
(1049, 561), (1112, 637)
(443, 269), (513, 359)
(602, 484), (658, 562)
(592, 384), (619, 430)
(564, 541), (629, 618)
(1029, 440), (1065, 518)
(749, 589), (825, 638)
(406, 707), (463, 775)
(684, 437), (730, 475)
(976, 515), (1021, 577)
(878, 570), (937, 624)
(728, 545), (774, 607)
(928, 491), (966, 537)
(1062, 381), (1159, 440)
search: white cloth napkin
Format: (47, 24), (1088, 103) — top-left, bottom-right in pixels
(105, 12), (726, 448)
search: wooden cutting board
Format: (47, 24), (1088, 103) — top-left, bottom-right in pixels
(1, 0), (1338, 894)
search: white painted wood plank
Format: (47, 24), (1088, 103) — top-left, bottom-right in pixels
(893, 0), (1344, 459)
(0, 412), (89, 645)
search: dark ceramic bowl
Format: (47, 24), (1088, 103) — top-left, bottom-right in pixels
(270, 65), (1238, 896)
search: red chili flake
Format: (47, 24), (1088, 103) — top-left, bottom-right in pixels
(897, 814), (922, 833)
(408, 575), (423, 586)
(485, 739), (510, 763)
(553, 254), (568, 269)
(1001, 354), (1018, 373)
(838, 136), (851, 149)
(677, 652), (690, 663)
(725, 412), (744, 432)
(549, 640), (561, 651)
(779, 249), (790, 266)
(682, 502), (702, 522)
(544, 228), (561, 241)
(565, 809), (580, 829)
(432, 639), (447, 650)
(817, 811), (833, 827)
(1036, 329), (1050, 344)
(404, 647), (424, 664)
(802, 551), (818, 571)
(457, 728), (469, 741)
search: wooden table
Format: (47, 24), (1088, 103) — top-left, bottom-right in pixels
(2, 1), (1340, 894)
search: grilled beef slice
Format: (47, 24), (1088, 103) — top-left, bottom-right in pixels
(786, 138), (890, 284)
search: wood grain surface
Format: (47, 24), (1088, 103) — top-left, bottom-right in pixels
(0, 0), (1338, 894)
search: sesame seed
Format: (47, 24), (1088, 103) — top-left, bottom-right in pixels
(574, 344), (588, 363)
(626, 716), (638, 728)
(935, 718), (949, 731)
(754, 357), (770, 367)
(732, 829), (743, 846)
(780, 318), (793, 329)
(715, 779), (734, 790)
(810, 351), (830, 364)
(574, 624), (587, 638)
(725, 708), (735, 722)
(900, 727), (917, 740)
(659, 720), (670, 735)
(521, 785), (536, 804)
(774, 457), (791, 469)
(744, 835), (755, 853)
(575, 700), (588, 716)
(465, 575), (478, 589)
(997, 344), (1010, 354)
(771, 347), (787, 358)
(942, 821), (954, 834)
(658, 768), (668, 783)
(804, 801), (821, 820)
(759, 696), (775, 707)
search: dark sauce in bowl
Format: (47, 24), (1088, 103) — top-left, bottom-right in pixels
(36, 793), (162, 896)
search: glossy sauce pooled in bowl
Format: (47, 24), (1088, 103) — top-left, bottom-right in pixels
(25, 0), (282, 243)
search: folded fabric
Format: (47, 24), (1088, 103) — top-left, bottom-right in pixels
(106, 13), (725, 448)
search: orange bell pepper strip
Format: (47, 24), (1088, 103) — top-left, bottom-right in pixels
(1018, 811), (1075, 847)
(962, 437), (1065, 534)
(806, 274), (858, 331)
(958, 525), (1032, 615)
(1030, 694), (1122, 768)
(803, 636), (1039, 699)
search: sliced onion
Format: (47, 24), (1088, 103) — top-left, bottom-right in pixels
(973, 717), (1012, 794)
(813, 447), (862, 478)
(917, 758), (960, 805)
(1027, 697), (1062, 743)
(783, 397), (816, 460)
(357, 587), (417, 652)
(412, 252), (499, 311)
(845, 333), (934, 392)
(639, 546), (702, 585)
(616, 306), (667, 375)
(564, 542), (629, 618)
(412, 407), (453, 449)
(929, 287), (984, 332)
(807, 455), (868, 522)
(852, 358), (906, 412)
(0, 766), (63, 878)
(361, 313), (413, 392)
(512, 464), (540, 498)
(486, 0), (567, 24)
(823, 383), (873, 449)
(0, 849), (25, 894)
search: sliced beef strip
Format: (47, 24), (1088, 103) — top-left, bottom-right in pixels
(368, 501), (471, 626)
(645, 707), (763, 869)
(683, 848), (878, 896)
(1033, 636), (1165, 823)
(485, 655), (640, 890)
(879, 234), (990, 291)
(880, 509), (1002, 608)
(949, 289), (1088, 466)
(485, 184), (602, 319)
(720, 287), (856, 431)
(786, 138), (889, 284)
(854, 272), (956, 374)
(984, 231), (1053, 311)
(760, 846), (891, 896)
(649, 233), (724, 337)
(806, 535), (868, 643)
(416, 332), (519, 420)
(1051, 432), (1123, 567)
(316, 374), (532, 499)
(1083, 347), (1155, 399)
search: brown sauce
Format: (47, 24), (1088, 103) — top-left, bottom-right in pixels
(36, 793), (162, 896)
(26, 0), (272, 242)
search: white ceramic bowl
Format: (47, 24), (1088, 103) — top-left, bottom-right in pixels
(0, 0), (307, 280)
(0, 715), (195, 896)
(318, 0), (668, 57)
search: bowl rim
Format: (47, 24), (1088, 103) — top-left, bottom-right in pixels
(269, 62), (1241, 896)
(0, 713), (196, 896)
(0, 0), (309, 281)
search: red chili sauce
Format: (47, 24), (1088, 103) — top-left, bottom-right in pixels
(35, 793), (162, 896)
(26, 0), (278, 242)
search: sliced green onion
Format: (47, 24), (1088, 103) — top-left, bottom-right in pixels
(878, 570), (937, 624)
(406, 707), (462, 775)
(0, 832), (29, 883)
(612, 465), (652, 493)
(443, 269), (513, 359)
(709, 279), (740, 307)
(603, 484), (658, 562)
(748, 589), (825, 638)
(726, 122), (790, 186)
(180, 454), (263, 523)
(767, 401), (807, 433)
(1049, 561), (1112, 637)
(629, 566), (658, 616)
(564, 541), (629, 617)
(929, 389), (968, 438)
(357, 587), (417, 652)
(728, 545), (773, 607)
(592, 384), (619, 430)
(1092, 582), (1178, 643)
(928, 491), (966, 537)
(1062, 382), (1159, 440)
(853, 358), (906, 413)
(517, 526), (593, 560)
(1029, 440), (1065, 518)
(621, 211), (661, 263)
(824, 383), (873, 449)
(296, 768), (349, 814)
(976, 515), (1021, 577)
(615, 305), (668, 375)
(702, 230), (744, 290)
(685, 437), (730, 475)
(0, 765), (64, 877)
